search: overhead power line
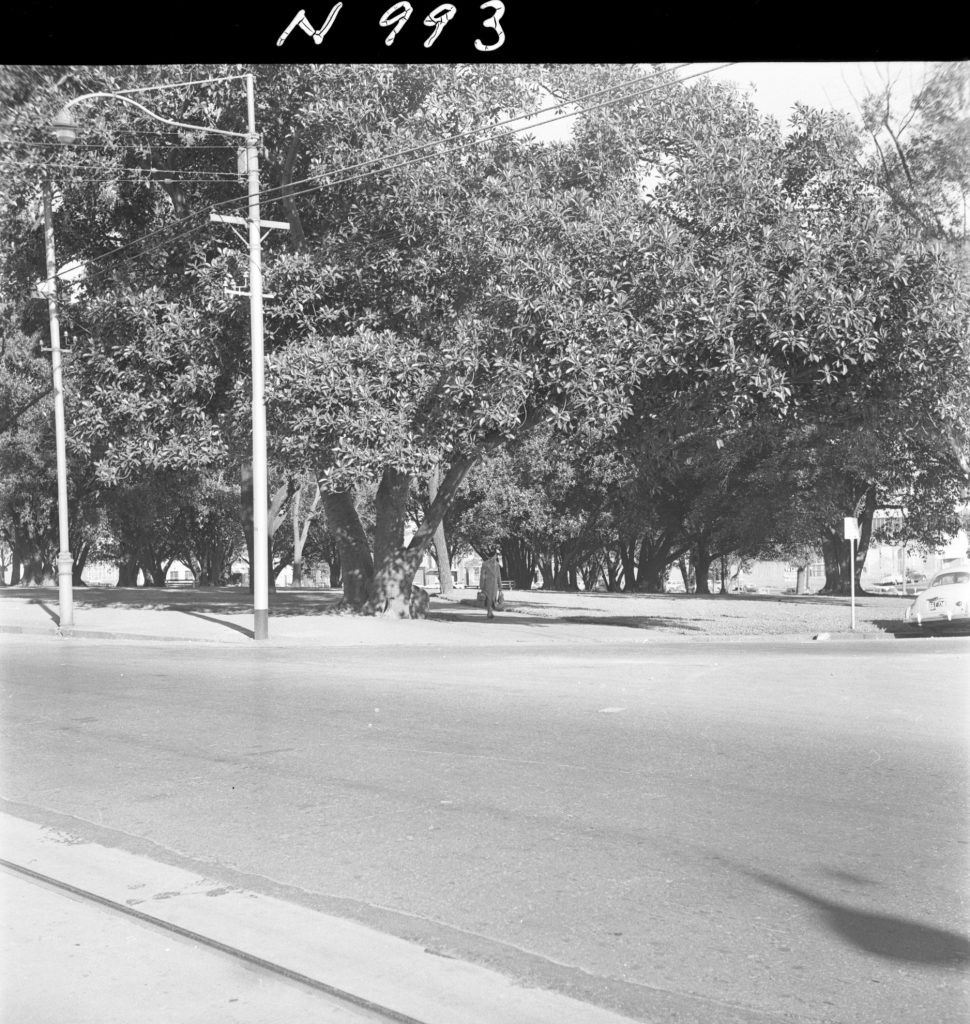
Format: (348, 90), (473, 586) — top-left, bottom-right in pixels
(45, 63), (735, 285)
(51, 64), (697, 279)
(38, 175), (249, 185)
(0, 140), (238, 151)
(249, 63), (697, 212)
(265, 63), (736, 214)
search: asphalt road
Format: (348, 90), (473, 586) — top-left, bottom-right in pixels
(1, 636), (968, 1023)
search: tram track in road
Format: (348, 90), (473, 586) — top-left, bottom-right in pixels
(0, 856), (430, 1024)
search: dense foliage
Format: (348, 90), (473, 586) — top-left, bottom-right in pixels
(1, 63), (967, 604)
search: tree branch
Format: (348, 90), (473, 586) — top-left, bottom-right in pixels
(0, 383), (54, 433)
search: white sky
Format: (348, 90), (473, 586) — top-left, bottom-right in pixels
(702, 61), (933, 127)
(524, 62), (936, 143)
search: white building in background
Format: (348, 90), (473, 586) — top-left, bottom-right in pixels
(860, 510), (969, 587)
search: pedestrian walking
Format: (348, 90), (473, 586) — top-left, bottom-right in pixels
(479, 550), (502, 619)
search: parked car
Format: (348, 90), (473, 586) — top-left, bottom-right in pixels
(904, 566), (970, 627)
(872, 571), (927, 593)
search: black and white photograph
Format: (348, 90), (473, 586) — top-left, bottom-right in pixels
(1, 55), (968, 1024)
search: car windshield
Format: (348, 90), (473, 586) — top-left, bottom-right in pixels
(930, 572), (970, 588)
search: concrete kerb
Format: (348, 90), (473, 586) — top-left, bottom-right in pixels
(1, 812), (639, 1024)
(0, 624), (246, 645)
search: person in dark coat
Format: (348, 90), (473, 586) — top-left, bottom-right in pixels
(480, 550), (502, 619)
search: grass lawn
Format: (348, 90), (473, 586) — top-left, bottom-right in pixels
(3, 583), (964, 641)
(484, 588), (934, 638)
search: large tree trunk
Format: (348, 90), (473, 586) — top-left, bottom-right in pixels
(368, 456), (479, 617)
(820, 531), (854, 595)
(600, 548), (622, 591)
(322, 490), (375, 609)
(20, 552), (54, 586)
(427, 467), (454, 597)
(854, 484), (878, 593)
(141, 545), (169, 587)
(326, 539), (341, 587)
(369, 468), (413, 617)
(819, 484), (877, 595)
(580, 558), (601, 592)
(117, 554), (139, 587)
(678, 556), (692, 593)
(693, 543), (714, 595)
(8, 547), (23, 586)
(637, 535), (676, 593)
(323, 457), (479, 617)
(72, 540), (90, 587)
(538, 555), (555, 590)
(500, 537), (536, 590)
(619, 539), (637, 592)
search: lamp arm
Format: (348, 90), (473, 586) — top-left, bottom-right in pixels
(63, 92), (249, 140)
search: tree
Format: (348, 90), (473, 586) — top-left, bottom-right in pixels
(424, 467), (455, 596)
(175, 472), (244, 586)
(613, 94), (970, 593)
(289, 474), (321, 587)
(861, 61), (969, 248)
(5, 64), (966, 613)
(451, 428), (618, 591)
(258, 64), (686, 613)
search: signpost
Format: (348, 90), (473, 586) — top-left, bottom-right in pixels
(844, 516), (860, 630)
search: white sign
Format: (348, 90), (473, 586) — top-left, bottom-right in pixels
(843, 517), (860, 541)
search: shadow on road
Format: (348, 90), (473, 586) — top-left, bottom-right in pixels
(749, 870), (970, 967)
(428, 610), (704, 633)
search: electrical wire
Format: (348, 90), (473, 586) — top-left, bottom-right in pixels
(0, 140), (239, 151)
(1, 160), (241, 177)
(122, 62), (738, 276)
(44, 168), (240, 179)
(267, 63), (736, 213)
(248, 62), (695, 211)
(44, 176), (247, 185)
(45, 63), (735, 285)
(53, 63), (695, 278)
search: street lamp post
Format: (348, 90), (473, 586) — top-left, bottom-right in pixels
(53, 74), (273, 639)
(41, 183), (73, 629)
(243, 75), (270, 642)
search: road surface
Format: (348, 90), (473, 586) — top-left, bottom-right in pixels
(1, 635), (968, 1022)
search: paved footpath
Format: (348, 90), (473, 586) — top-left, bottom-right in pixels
(0, 813), (636, 1024)
(0, 587), (662, 648)
(0, 584), (929, 648)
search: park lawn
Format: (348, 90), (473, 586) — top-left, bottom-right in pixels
(491, 589), (919, 638)
(1, 584), (950, 641)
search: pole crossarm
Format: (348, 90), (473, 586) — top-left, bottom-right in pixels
(51, 73), (273, 640)
(211, 213), (291, 230)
